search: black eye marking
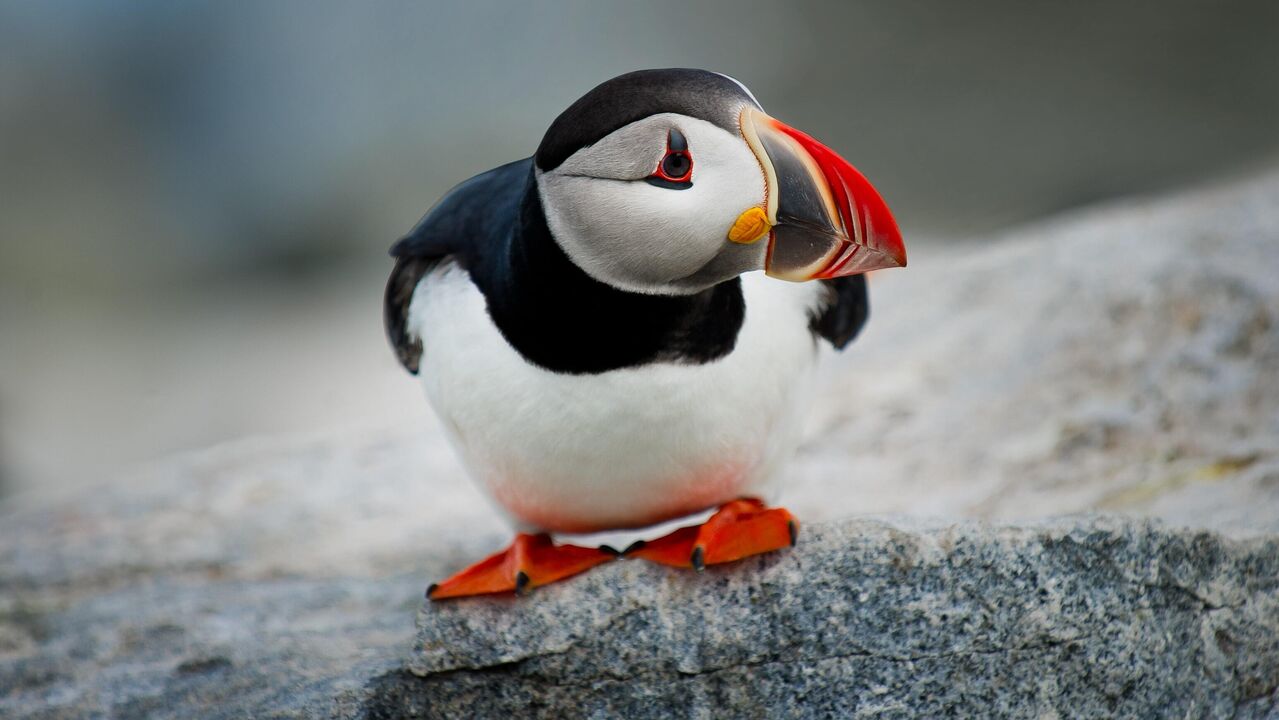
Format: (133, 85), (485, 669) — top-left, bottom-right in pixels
(646, 129), (693, 190)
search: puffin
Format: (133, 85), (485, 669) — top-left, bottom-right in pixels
(384, 69), (906, 600)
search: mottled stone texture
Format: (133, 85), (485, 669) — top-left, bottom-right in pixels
(373, 519), (1279, 719)
(3, 170), (1279, 717)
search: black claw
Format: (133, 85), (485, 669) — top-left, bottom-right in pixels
(622, 539), (647, 555)
(514, 571), (531, 596)
(690, 546), (706, 573)
(788, 520), (799, 547)
(600, 544), (621, 557)
(425, 583), (439, 599)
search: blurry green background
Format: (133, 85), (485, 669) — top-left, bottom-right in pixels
(2, 1), (1278, 498)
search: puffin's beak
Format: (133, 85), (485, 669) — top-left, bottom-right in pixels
(733, 108), (906, 281)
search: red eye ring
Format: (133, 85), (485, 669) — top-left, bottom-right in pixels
(650, 129), (693, 185)
(656, 150), (692, 182)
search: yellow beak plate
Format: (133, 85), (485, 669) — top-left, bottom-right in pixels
(727, 207), (771, 244)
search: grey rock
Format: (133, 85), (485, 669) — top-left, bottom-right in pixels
(787, 166), (1279, 534)
(3, 169), (1279, 717)
(0, 576), (417, 719)
(382, 518), (1278, 719)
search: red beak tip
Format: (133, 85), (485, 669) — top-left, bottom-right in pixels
(892, 245), (908, 268)
(759, 112), (909, 278)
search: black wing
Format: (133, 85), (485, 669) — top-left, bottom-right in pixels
(383, 158), (532, 374)
(810, 274), (870, 350)
(384, 197), (461, 374)
(384, 253), (446, 374)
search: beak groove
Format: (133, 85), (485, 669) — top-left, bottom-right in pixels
(741, 108), (906, 281)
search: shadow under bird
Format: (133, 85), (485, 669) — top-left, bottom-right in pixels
(384, 69), (906, 599)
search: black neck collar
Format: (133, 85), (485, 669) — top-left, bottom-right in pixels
(476, 170), (746, 375)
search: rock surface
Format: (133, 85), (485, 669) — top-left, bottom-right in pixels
(2, 169), (1279, 717)
(380, 518), (1279, 719)
(788, 166), (1279, 534)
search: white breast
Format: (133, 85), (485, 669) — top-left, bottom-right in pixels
(408, 263), (824, 534)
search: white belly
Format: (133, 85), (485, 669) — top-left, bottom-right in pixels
(409, 263), (823, 533)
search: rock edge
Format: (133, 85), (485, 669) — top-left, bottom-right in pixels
(377, 517), (1279, 719)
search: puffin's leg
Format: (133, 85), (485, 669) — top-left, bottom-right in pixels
(428, 533), (617, 600)
(626, 498), (798, 570)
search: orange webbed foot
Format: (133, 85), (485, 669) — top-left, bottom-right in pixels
(427, 533), (617, 600)
(626, 498), (798, 571)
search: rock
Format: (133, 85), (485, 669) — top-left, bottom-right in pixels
(378, 518), (1279, 719)
(0, 575), (416, 719)
(3, 169), (1279, 717)
(0, 432), (475, 720)
(787, 166), (1279, 534)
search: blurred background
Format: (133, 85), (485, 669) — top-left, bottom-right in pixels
(2, 0), (1278, 500)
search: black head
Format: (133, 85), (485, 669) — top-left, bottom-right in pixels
(531, 68), (905, 296)
(534, 69), (761, 173)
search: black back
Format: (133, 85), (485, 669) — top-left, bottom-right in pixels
(384, 160), (527, 373)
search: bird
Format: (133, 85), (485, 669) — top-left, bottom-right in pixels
(384, 69), (906, 600)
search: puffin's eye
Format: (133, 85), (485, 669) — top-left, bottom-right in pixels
(646, 129), (693, 189)
(661, 152), (691, 179)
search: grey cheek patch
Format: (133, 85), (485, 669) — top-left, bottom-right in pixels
(556, 136), (661, 181)
(553, 115), (689, 181)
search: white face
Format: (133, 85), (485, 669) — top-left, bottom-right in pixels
(536, 112), (768, 295)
